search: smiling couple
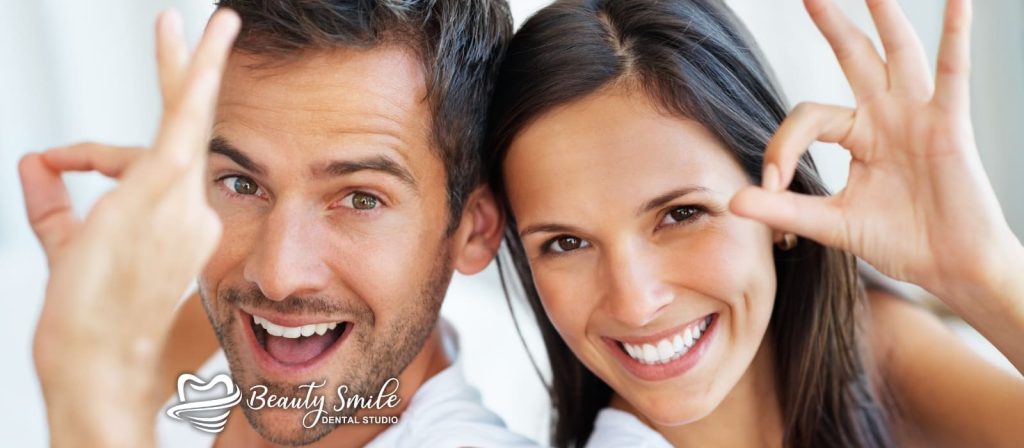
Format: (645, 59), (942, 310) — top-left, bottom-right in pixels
(21, 0), (1024, 447)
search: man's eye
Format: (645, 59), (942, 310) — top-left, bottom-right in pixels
(545, 235), (591, 254)
(660, 205), (703, 225)
(220, 175), (261, 196)
(340, 191), (381, 210)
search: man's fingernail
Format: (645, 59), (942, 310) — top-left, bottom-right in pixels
(762, 163), (780, 191)
(162, 9), (183, 36)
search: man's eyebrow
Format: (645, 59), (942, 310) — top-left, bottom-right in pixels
(317, 155), (418, 192)
(209, 136), (266, 175)
(636, 186), (712, 216)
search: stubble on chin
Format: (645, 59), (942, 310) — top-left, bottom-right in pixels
(195, 248), (452, 444)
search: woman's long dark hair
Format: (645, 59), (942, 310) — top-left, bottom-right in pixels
(483, 1), (894, 447)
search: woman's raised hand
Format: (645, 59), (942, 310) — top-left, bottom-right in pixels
(732, 0), (1021, 303)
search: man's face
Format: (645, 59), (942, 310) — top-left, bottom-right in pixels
(198, 46), (453, 444)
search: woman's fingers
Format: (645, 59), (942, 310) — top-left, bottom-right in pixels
(864, 0), (933, 97)
(762, 102), (855, 190)
(803, 0), (888, 101)
(730, 186), (848, 250)
(42, 143), (144, 178)
(18, 154), (80, 260)
(741, 102), (855, 251)
(156, 9), (188, 103)
(933, 0), (972, 112)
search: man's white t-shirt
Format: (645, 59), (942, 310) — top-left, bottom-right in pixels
(157, 321), (537, 447)
(585, 408), (673, 448)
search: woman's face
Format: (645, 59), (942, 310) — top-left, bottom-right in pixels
(503, 87), (777, 425)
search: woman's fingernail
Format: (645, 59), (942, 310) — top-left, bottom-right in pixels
(762, 163), (780, 191)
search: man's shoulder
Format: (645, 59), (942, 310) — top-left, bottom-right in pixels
(368, 362), (539, 447)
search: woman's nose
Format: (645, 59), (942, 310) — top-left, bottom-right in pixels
(601, 241), (674, 328)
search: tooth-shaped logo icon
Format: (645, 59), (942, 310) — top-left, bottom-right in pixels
(166, 373), (242, 434)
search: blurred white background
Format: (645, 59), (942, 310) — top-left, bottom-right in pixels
(1, 0), (1021, 445)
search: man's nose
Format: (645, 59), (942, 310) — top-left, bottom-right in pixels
(601, 240), (674, 328)
(243, 204), (332, 301)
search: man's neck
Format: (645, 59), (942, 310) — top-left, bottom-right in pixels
(217, 325), (451, 448)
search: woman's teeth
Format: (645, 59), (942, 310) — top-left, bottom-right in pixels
(621, 315), (712, 365)
(253, 315), (339, 339)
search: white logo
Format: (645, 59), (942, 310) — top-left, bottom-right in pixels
(166, 373), (242, 434)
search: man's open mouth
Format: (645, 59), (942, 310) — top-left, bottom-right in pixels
(249, 313), (349, 365)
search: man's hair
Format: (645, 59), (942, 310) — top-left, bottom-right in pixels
(216, 0), (514, 230)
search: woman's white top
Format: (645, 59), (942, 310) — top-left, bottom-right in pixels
(586, 407), (674, 448)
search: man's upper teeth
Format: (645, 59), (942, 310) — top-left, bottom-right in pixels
(622, 315), (712, 365)
(253, 315), (339, 339)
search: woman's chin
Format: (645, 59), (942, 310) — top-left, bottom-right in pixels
(628, 392), (721, 427)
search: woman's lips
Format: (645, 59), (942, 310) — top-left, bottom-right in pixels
(604, 313), (719, 382)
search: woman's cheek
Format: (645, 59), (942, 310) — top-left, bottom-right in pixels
(680, 220), (774, 304)
(696, 220), (776, 352)
(533, 266), (593, 348)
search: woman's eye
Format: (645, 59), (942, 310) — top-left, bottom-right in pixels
(220, 175), (261, 196)
(340, 191), (381, 210)
(545, 235), (591, 254)
(661, 205), (703, 225)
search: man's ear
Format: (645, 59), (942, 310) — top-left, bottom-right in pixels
(450, 185), (504, 276)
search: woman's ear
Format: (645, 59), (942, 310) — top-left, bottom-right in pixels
(450, 186), (505, 275)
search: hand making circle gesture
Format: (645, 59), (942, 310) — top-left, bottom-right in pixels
(731, 0), (1021, 309)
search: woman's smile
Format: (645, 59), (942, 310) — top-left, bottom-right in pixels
(602, 313), (719, 381)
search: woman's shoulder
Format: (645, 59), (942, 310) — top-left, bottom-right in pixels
(864, 287), (926, 372)
(864, 288), (1024, 446)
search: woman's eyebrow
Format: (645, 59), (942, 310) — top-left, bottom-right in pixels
(518, 223), (584, 238)
(518, 186), (714, 238)
(635, 186), (713, 216)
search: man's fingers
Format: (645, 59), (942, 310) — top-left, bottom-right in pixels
(156, 9), (189, 103)
(804, 0), (888, 101)
(153, 8), (240, 167)
(42, 143), (144, 178)
(864, 0), (933, 97)
(18, 153), (80, 258)
(762, 102), (855, 190)
(730, 186), (848, 251)
(934, 0), (972, 112)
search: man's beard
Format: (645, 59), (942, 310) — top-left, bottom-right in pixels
(198, 248), (452, 445)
